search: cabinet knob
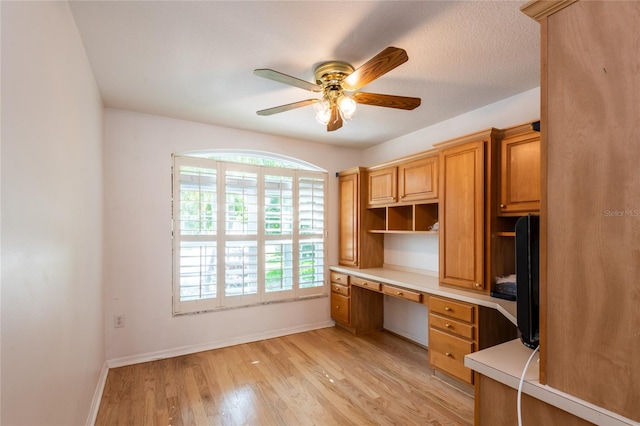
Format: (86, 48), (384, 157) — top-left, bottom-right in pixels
(335, 306), (340, 310)
(445, 323), (452, 328)
(396, 291), (403, 296)
(445, 307), (452, 311)
(500, 204), (506, 208)
(363, 282), (368, 286)
(336, 277), (341, 281)
(445, 352), (452, 357)
(474, 282), (482, 289)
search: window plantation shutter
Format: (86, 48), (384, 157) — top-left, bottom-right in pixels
(172, 155), (327, 314)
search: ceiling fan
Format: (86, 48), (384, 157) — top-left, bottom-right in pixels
(254, 47), (421, 132)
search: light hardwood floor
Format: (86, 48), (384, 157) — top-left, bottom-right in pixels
(96, 327), (473, 425)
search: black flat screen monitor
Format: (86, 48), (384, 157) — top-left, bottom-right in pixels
(515, 214), (540, 348)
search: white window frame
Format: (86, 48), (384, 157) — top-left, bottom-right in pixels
(172, 154), (328, 315)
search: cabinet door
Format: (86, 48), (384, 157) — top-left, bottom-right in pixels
(439, 141), (485, 291)
(500, 133), (540, 215)
(338, 173), (359, 266)
(367, 166), (397, 206)
(398, 156), (438, 202)
(331, 292), (350, 325)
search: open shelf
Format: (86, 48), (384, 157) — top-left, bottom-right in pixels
(496, 231), (515, 237)
(367, 203), (438, 233)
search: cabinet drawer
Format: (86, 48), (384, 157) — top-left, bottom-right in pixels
(351, 276), (381, 291)
(331, 293), (350, 325)
(429, 328), (475, 383)
(429, 296), (475, 323)
(330, 272), (349, 285)
(331, 283), (349, 297)
(429, 313), (475, 340)
(382, 284), (422, 303)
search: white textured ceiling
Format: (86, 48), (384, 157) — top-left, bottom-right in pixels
(68, 1), (540, 149)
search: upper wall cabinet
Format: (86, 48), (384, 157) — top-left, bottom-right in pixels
(367, 166), (397, 206)
(367, 153), (439, 208)
(398, 155), (438, 202)
(499, 125), (540, 215)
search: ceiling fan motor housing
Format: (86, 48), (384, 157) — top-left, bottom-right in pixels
(314, 61), (355, 93)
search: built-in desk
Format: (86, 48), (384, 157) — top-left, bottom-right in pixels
(329, 266), (517, 324)
(329, 266), (518, 385)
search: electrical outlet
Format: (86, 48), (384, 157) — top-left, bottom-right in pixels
(114, 314), (125, 328)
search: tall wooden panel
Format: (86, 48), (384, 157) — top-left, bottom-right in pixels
(439, 140), (485, 291)
(543, 1), (640, 421)
(338, 168), (384, 269)
(338, 172), (358, 266)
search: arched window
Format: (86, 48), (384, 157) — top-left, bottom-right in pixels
(172, 151), (327, 314)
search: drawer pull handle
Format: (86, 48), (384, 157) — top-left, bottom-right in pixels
(445, 323), (452, 328)
(445, 307), (452, 311)
(336, 277), (341, 281)
(445, 352), (452, 357)
(363, 282), (368, 286)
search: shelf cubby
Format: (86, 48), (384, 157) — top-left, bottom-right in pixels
(367, 203), (438, 234)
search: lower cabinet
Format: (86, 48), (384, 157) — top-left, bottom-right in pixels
(477, 374), (593, 426)
(330, 272), (383, 334)
(428, 294), (517, 384)
(330, 272), (351, 326)
(429, 295), (478, 383)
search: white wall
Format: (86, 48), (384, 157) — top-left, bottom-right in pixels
(103, 108), (362, 362)
(363, 87), (540, 166)
(1, 2), (104, 425)
(376, 88), (540, 344)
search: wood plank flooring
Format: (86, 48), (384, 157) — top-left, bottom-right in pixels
(96, 327), (473, 426)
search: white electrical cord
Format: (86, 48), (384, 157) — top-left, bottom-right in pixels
(517, 345), (540, 426)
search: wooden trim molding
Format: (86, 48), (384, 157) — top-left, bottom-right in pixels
(521, 0), (578, 21)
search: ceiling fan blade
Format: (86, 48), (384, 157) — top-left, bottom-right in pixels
(256, 99), (318, 116)
(342, 47), (409, 91)
(254, 69), (322, 92)
(327, 105), (343, 132)
(352, 92), (421, 110)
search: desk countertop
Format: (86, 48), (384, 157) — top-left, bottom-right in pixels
(329, 265), (517, 325)
(465, 340), (638, 426)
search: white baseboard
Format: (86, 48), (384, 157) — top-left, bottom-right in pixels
(106, 320), (335, 368)
(383, 325), (428, 347)
(86, 362), (109, 426)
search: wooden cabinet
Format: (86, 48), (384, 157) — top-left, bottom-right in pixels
(398, 155), (438, 202)
(330, 272), (383, 335)
(338, 168), (383, 268)
(367, 153), (438, 207)
(499, 126), (540, 215)
(521, 1), (640, 421)
(428, 295), (477, 383)
(428, 295), (517, 385)
(330, 272), (350, 326)
(438, 139), (486, 291)
(367, 166), (397, 206)
(477, 375), (593, 426)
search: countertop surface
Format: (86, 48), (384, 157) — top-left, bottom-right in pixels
(465, 340), (638, 426)
(329, 265), (517, 325)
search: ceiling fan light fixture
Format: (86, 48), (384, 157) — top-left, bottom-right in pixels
(314, 99), (331, 125)
(337, 94), (356, 120)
